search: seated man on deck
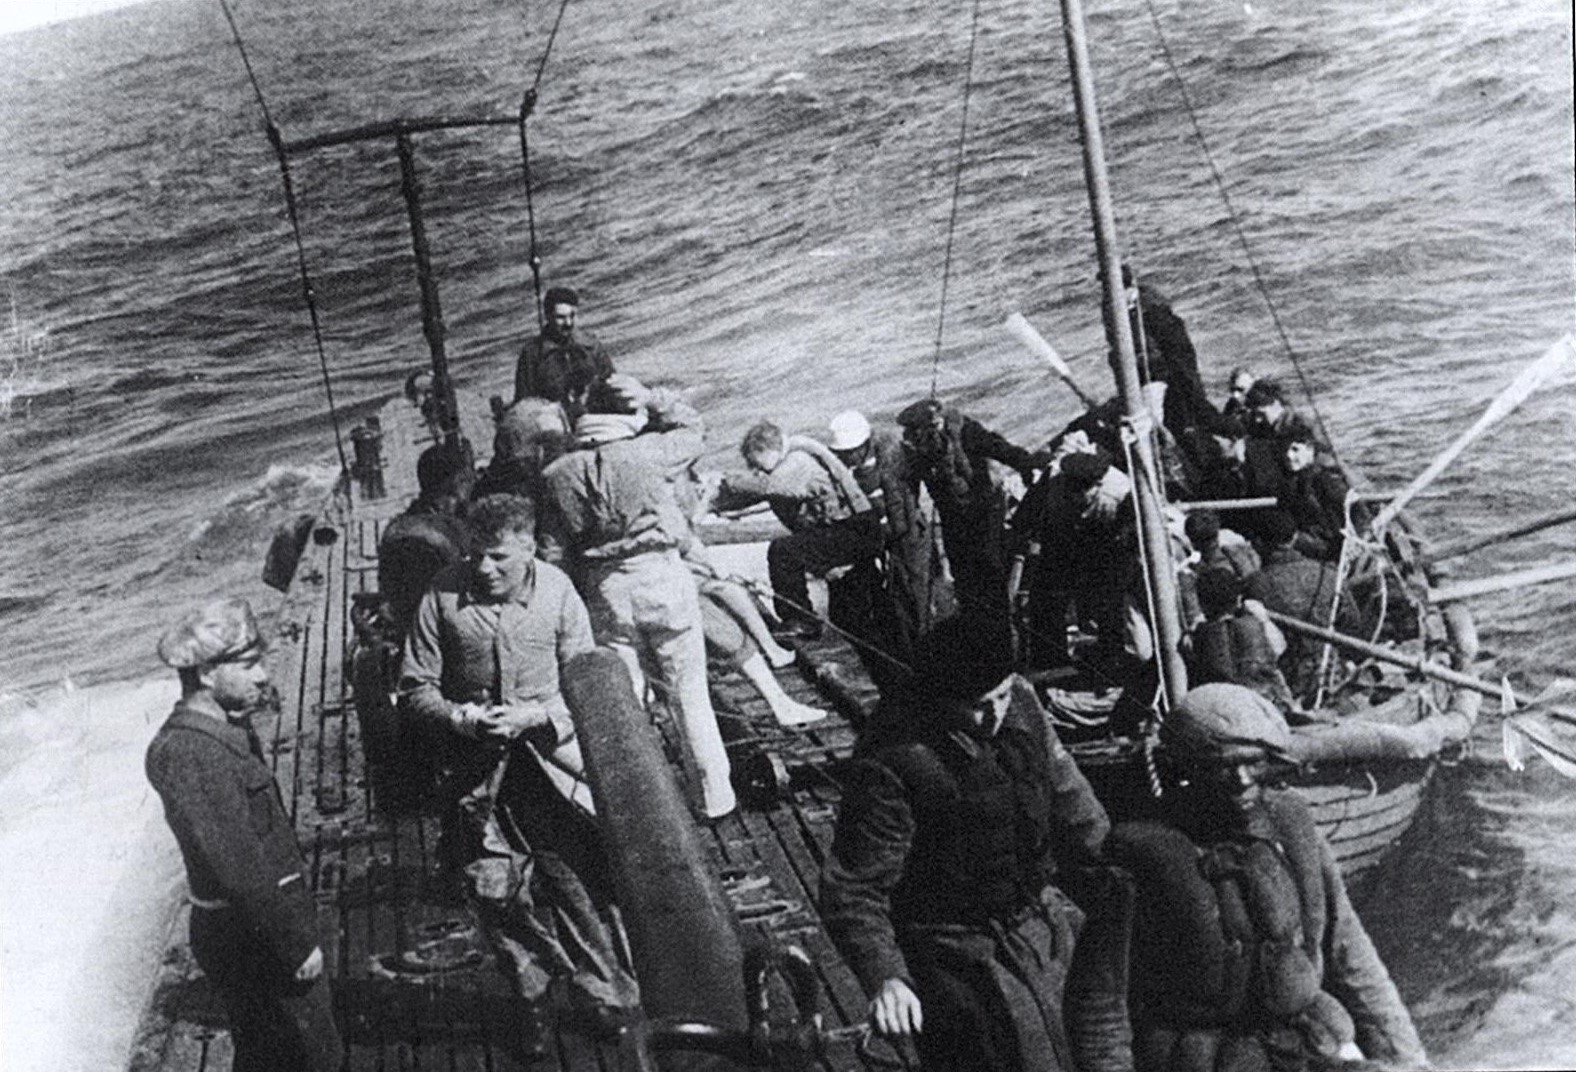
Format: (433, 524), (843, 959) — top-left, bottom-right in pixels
(378, 440), (475, 634)
(400, 494), (640, 1031)
(820, 616), (1109, 1072)
(1244, 510), (1367, 705)
(1184, 508), (1261, 586)
(1017, 448), (1139, 675)
(1096, 683), (1426, 1072)
(513, 284), (615, 422)
(714, 420), (882, 642)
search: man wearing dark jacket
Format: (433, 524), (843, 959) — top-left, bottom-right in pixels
(513, 284), (615, 419)
(146, 599), (342, 1072)
(896, 397), (1045, 633)
(820, 618), (1110, 1070)
(1244, 511), (1366, 703)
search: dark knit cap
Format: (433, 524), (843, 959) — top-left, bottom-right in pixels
(1243, 378), (1285, 408)
(1060, 449), (1113, 490)
(1279, 416), (1317, 447)
(896, 397), (944, 429)
(915, 615), (1015, 701)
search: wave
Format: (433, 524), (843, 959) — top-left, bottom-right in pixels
(0, 676), (186, 1072)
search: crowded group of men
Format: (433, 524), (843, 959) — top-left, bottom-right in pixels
(144, 279), (1427, 1070)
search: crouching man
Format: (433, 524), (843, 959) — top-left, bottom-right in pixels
(820, 617), (1110, 1071)
(146, 599), (343, 1071)
(400, 494), (639, 1026)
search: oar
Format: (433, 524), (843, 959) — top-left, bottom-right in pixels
(1428, 560), (1576, 604)
(1176, 490), (1423, 514)
(1370, 334), (1576, 534)
(1262, 608), (1519, 705)
(1003, 312), (1097, 408)
(1502, 680), (1576, 778)
(1425, 506), (1576, 564)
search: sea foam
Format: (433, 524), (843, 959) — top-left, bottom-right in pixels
(0, 677), (184, 1072)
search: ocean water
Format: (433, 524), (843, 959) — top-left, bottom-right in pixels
(0, 0), (1571, 1067)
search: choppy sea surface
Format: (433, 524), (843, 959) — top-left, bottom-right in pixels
(0, 0), (1571, 1068)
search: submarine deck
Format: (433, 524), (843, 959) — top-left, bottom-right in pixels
(126, 396), (901, 1072)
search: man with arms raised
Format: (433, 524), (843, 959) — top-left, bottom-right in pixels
(146, 598), (343, 1071)
(401, 494), (638, 1029)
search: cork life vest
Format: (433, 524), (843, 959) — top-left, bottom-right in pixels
(878, 710), (1058, 925)
(1193, 612), (1295, 710)
(1109, 791), (1357, 1061)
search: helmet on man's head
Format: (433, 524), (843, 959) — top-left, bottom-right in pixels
(1162, 683), (1295, 766)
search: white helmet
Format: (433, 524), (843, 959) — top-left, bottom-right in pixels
(827, 410), (872, 452)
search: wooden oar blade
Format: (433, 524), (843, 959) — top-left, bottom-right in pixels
(1372, 333), (1576, 533)
(1003, 312), (1095, 407)
(1503, 713), (1576, 779)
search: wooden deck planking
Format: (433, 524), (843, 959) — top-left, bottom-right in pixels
(131, 396), (901, 1072)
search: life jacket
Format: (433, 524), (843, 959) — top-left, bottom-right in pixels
(1192, 613), (1295, 711)
(876, 696), (1057, 924)
(1109, 791), (1357, 1068)
(916, 409), (997, 518)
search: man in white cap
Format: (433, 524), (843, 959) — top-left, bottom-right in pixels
(146, 598), (343, 1071)
(1097, 683), (1426, 1072)
(827, 409), (937, 690)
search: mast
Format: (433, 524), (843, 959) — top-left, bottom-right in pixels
(1056, 0), (1189, 708)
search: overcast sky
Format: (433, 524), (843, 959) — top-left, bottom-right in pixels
(1, 0), (156, 37)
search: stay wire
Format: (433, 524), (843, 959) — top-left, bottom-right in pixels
(218, 0), (352, 481)
(1138, 0), (1340, 468)
(930, 0), (988, 399)
(517, 0), (578, 331)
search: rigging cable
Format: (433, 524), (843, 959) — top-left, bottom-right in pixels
(930, 0), (988, 398)
(1138, 0), (1340, 468)
(517, 0), (579, 332)
(218, 0), (352, 482)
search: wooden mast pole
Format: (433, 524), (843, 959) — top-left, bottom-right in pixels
(1057, 0), (1189, 708)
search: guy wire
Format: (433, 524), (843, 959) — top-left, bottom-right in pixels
(1139, 0), (1340, 468)
(931, 0), (988, 399)
(218, 0), (352, 481)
